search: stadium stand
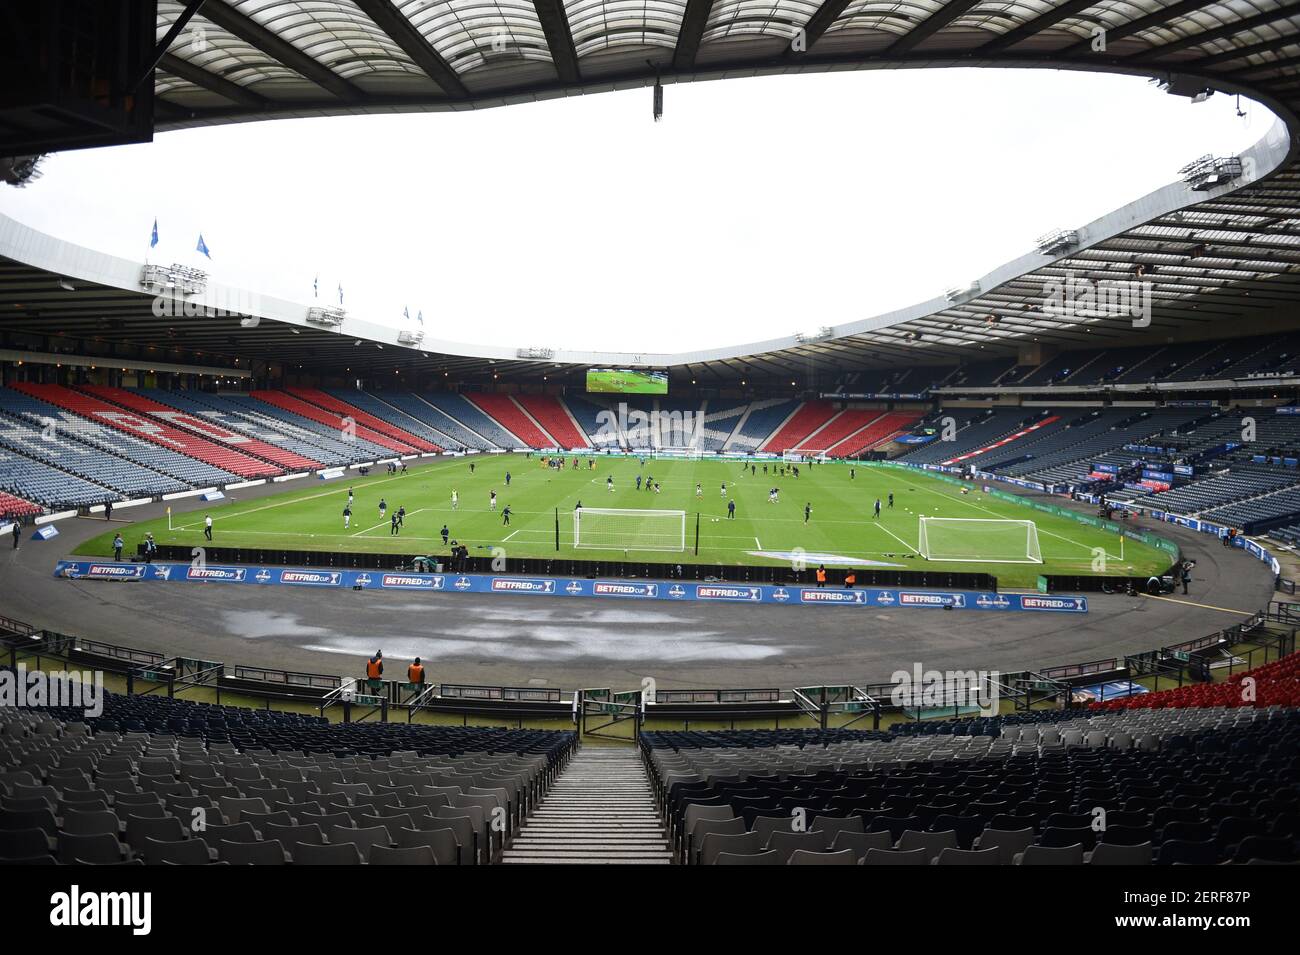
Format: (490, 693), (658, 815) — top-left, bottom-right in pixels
(515, 396), (590, 450)
(696, 401), (749, 452)
(644, 700), (1300, 865)
(79, 387), (322, 472)
(10, 384), (279, 480)
(725, 399), (800, 452)
(322, 390), (460, 451)
(0, 681), (576, 866)
(0, 450), (115, 508)
(827, 411), (923, 457)
(0, 388), (239, 488)
(0, 490), (41, 520)
(250, 391), (415, 456)
(466, 394), (553, 448)
(418, 393), (524, 449)
(138, 390), (369, 467)
(284, 389), (438, 453)
(760, 402), (837, 453)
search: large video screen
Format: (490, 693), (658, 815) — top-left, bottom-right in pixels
(586, 368), (668, 395)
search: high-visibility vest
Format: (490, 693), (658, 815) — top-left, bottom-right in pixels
(408, 664), (425, 684)
(366, 658), (382, 679)
(815, 569), (826, 583)
(845, 574), (857, 586)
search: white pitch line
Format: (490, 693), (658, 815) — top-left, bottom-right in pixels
(502, 529), (520, 542)
(755, 537), (761, 548)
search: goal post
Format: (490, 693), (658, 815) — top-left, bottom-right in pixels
(573, 507), (687, 552)
(783, 449), (829, 463)
(654, 447), (702, 461)
(917, 516), (1043, 564)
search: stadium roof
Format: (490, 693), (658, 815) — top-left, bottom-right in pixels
(4, 1), (1300, 386)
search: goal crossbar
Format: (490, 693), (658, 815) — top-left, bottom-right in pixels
(917, 516), (1042, 564)
(573, 507), (686, 552)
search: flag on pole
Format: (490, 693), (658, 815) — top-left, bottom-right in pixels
(404, 306), (410, 321)
(313, 275), (318, 299)
(150, 219), (159, 249)
(196, 234), (211, 259)
(338, 283), (344, 305)
(417, 310), (423, 326)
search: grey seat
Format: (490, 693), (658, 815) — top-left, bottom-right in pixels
(140, 836), (214, 865)
(935, 847), (1002, 865)
(218, 839), (289, 865)
(974, 828), (1035, 865)
(700, 830), (763, 866)
(864, 847), (929, 866)
(59, 809), (120, 837)
(765, 830), (830, 863)
(789, 848), (857, 865)
(262, 823), (325, 848)
(689, 817), (745, 863)
(369, 844), (436, 865)
(324, 825), (390, 860)
(217, 797), (269, 824)
(292, 842), (362, 865)
(1015, 844), (1085, 865)
(715, 849), (782, 865)
(810, 815), (865, 840)
(124, 815), (187, 853)
(897, 829), (959, 863)
(59, 831), (127, 865)
(1087, 841), (1153, 865)
(393, 826), (460, 865)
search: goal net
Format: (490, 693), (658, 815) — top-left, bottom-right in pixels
(917, 517), (1043, 564)
(654, 447), (702, 461)
(783, 449), (829, 463)
(573, 508), (687, 552)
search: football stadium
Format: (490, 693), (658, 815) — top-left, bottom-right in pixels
(1, 0), (1299, 916)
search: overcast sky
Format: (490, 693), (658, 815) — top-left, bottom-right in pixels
(0, 68), (1271, 354)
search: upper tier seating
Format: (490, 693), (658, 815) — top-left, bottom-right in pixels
(418, 393), (523, 449)
(138, 391), (363, 467)
(285, 389), (436, 453)
(322, 390), (458, 451)
(515, 396), (590, 449)
(250, 391), (414, 455)
(465, 394), (552, 448)
(80, 387), (322, 472)
(214, 394), (393, 460)
(0, 390), (237, 488)
(11, 384), (279, 480)
(760, 402), (837, 453)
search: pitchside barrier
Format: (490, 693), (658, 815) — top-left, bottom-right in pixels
(52, 559), (1087, 613)
(134, 543), (998, 590)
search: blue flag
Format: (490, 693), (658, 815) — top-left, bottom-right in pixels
(404, 306), (410, 321)
(196, 234), (211, 259)
(417, 310), (423, 326)
(150, 218), (159, 249)
(313, 275), (318, 298)
(338, 283), (344, 305)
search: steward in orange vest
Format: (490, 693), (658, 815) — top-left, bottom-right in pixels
(408, 658), (425, 686)
(366, 651), (383, 683)
(815, 566), (827, 587)
(844, 571), (857, 589)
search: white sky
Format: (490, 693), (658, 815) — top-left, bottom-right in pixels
(0, 68), (1272, 354)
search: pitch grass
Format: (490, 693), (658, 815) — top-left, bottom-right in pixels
(73, 457), (1170, 588)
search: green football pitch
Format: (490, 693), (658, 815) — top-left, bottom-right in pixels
(74, 457), (1172, 588)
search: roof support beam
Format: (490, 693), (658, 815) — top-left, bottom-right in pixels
(198, 0), (366, 101)
(785, 0), (853, 59)
(883, 0), (983, 55)
(351, 0), (469, 98)
(673, 0), (715, 70)
(1057, 0), (1205, 56)
(132, 0), (208, 94)
(1126, 3), (1300, 63)
(972, 0), (1099, 55)
(158, 52), (268, 109)
(533, 0), (581, 84)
